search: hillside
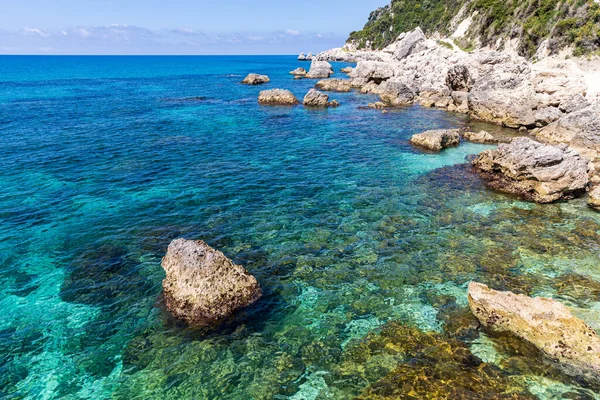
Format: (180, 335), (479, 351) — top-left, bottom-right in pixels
(347, 0), (600, 58)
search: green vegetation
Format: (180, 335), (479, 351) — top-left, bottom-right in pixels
(347, 0), (600, 58)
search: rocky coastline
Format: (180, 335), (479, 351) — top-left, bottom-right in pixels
(302, 26), (600, 209)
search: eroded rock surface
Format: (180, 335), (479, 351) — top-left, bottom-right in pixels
(162, 239), (262, 326)
(315, 78), (352, 92)
(303, 89), (338, 107)
(410, 129), (460, 152)
(242, 73), (270, 85)
(473, 137), (590, 203)
(589, 186), (600, 210)
(290, 67), (307, 76)
(468, 282), (600, 385)
(258, 89), (299, 105)
(463, 130), (498, 144)
(305, 61), (334, 79)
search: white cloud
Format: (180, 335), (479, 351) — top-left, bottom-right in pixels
(23, 27), (50, 37)
(285, 29), (300, 36)
(246, 36), (264, 41)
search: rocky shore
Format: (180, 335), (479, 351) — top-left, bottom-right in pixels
(307, 26), (599, 207)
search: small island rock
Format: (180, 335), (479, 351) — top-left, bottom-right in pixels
(242, 73), (270, 85)
(162, 239), (262, 326)
(290, 67), (307, 76)
(306, 61), (334, 79)
(473, 137), (589, 203)
(468, 282), (600, 385)
(410, 129), (460, 152)
(258, 89), (299, 105)
(303, 89), (338, 107)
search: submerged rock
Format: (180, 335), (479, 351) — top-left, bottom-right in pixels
(305, 61), (333, 79)
(303, 89), (338, 107)
(258, 89), (299, 105)
(289, 67), (307, 76)
(462, 130), (498, 144)
(241, 73), (270, 85)
(314, 78), (352, 92)
(410, 129), (460, 152)
(473, 137), (590, 203)
(468, 282), (600, 385)
(341, 66), (353, 74)
(161, 239), (262, 326)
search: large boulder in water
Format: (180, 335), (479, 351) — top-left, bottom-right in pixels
(258, 89), (299, 105)
(161, 239), (262, 326)
(315, 78), (352, 92)
(242, 73), (270, 85)
(468, 282), (600, 385)
(305, 61), (333, 79)
(303, 89), (339, 107)
(410, 129), (460, 152)
(473, 137), (590, 203)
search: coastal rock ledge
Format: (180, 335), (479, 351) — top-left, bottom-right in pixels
(161, 238), (262, 326)
(473, 137), (589, 203)
(468, 282), (600, 385)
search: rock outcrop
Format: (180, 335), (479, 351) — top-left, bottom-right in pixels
(314, 79), (352, 92)
(290, 67), (307, 77)
(387, 27), (426, 60)
(241, 73), (270, 85)
(258, 89), (299, 105)
(162, 239), (262, 326)
(305, 61), (334, 79)
(410, 129), (460, 152)
(303, 89), (339, 107)
(468, 282), (600, 385)
(462, 130), (498, 144)
(298, 53), (313, 61)
(341, 66), (353, 74)
(379, 81), (415, 106)
(473, 137), (590, 203)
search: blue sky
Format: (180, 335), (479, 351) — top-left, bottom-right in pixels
(0, 0), (388, 54)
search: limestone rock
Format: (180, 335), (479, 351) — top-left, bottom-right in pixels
(462, 130), (498, 144)
(388, 27), (426, 61)
(305, 61), (333, 79)
(410, 129), (460, 152)
(468, 282), (600, 385)
(367, 102), (387, 109)
(589, 186), (600, 210)
(473, 137), (590, 203)
(314, 79), (352, 92)
(341, 66), (353, 74)
(258, 89), (299, 105)
(303, 89), (338, 107)
(379, 81), (415, 107)
(350, 61), (394, 84)
(446, 65), (473, 92)
(241, 73), (270, 85)
(290, 67), (307, 76)
(534, 106), (563, 127)
(162, 239), (262, 326)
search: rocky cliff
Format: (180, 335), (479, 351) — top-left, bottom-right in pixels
(347, 0), (600, 59)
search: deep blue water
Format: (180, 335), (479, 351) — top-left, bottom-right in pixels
(1, 56), (600, 399)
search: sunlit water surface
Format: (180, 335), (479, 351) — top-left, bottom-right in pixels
(1, 56), (599, 399)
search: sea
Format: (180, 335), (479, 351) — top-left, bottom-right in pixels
(1, 55), (600, 399)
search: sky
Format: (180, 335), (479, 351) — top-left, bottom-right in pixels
(0, 0), (389, 55)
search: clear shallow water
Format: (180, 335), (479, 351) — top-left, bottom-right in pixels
(1, 55), (600, 399)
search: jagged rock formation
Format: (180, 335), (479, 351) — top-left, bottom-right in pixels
(347, 0), (600, 59)
(589, 185), (600, 210)
(303, 89), (339, 107)
(241, 73), (270, 85)
(468, 282), (600, 385)
(161, 239), (262, 326)
(473, 137), (590, 203)
(258, 89), (299, 105)
(305, 61), (334, 79)
(410, 129), (461, 152)
(462, 130), (498, 144)
(315, 79), (352, 92)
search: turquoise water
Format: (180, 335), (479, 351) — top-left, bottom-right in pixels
(1, 55), (600, 399)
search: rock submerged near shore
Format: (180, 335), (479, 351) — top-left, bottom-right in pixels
(241, 73), (270, 85)
(161, 239), (262, 326)
(473, 137), (590, 203)
(468, 282), (600, 386)
(258, 89), (299, 105)
(410, 129), (460, 152)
